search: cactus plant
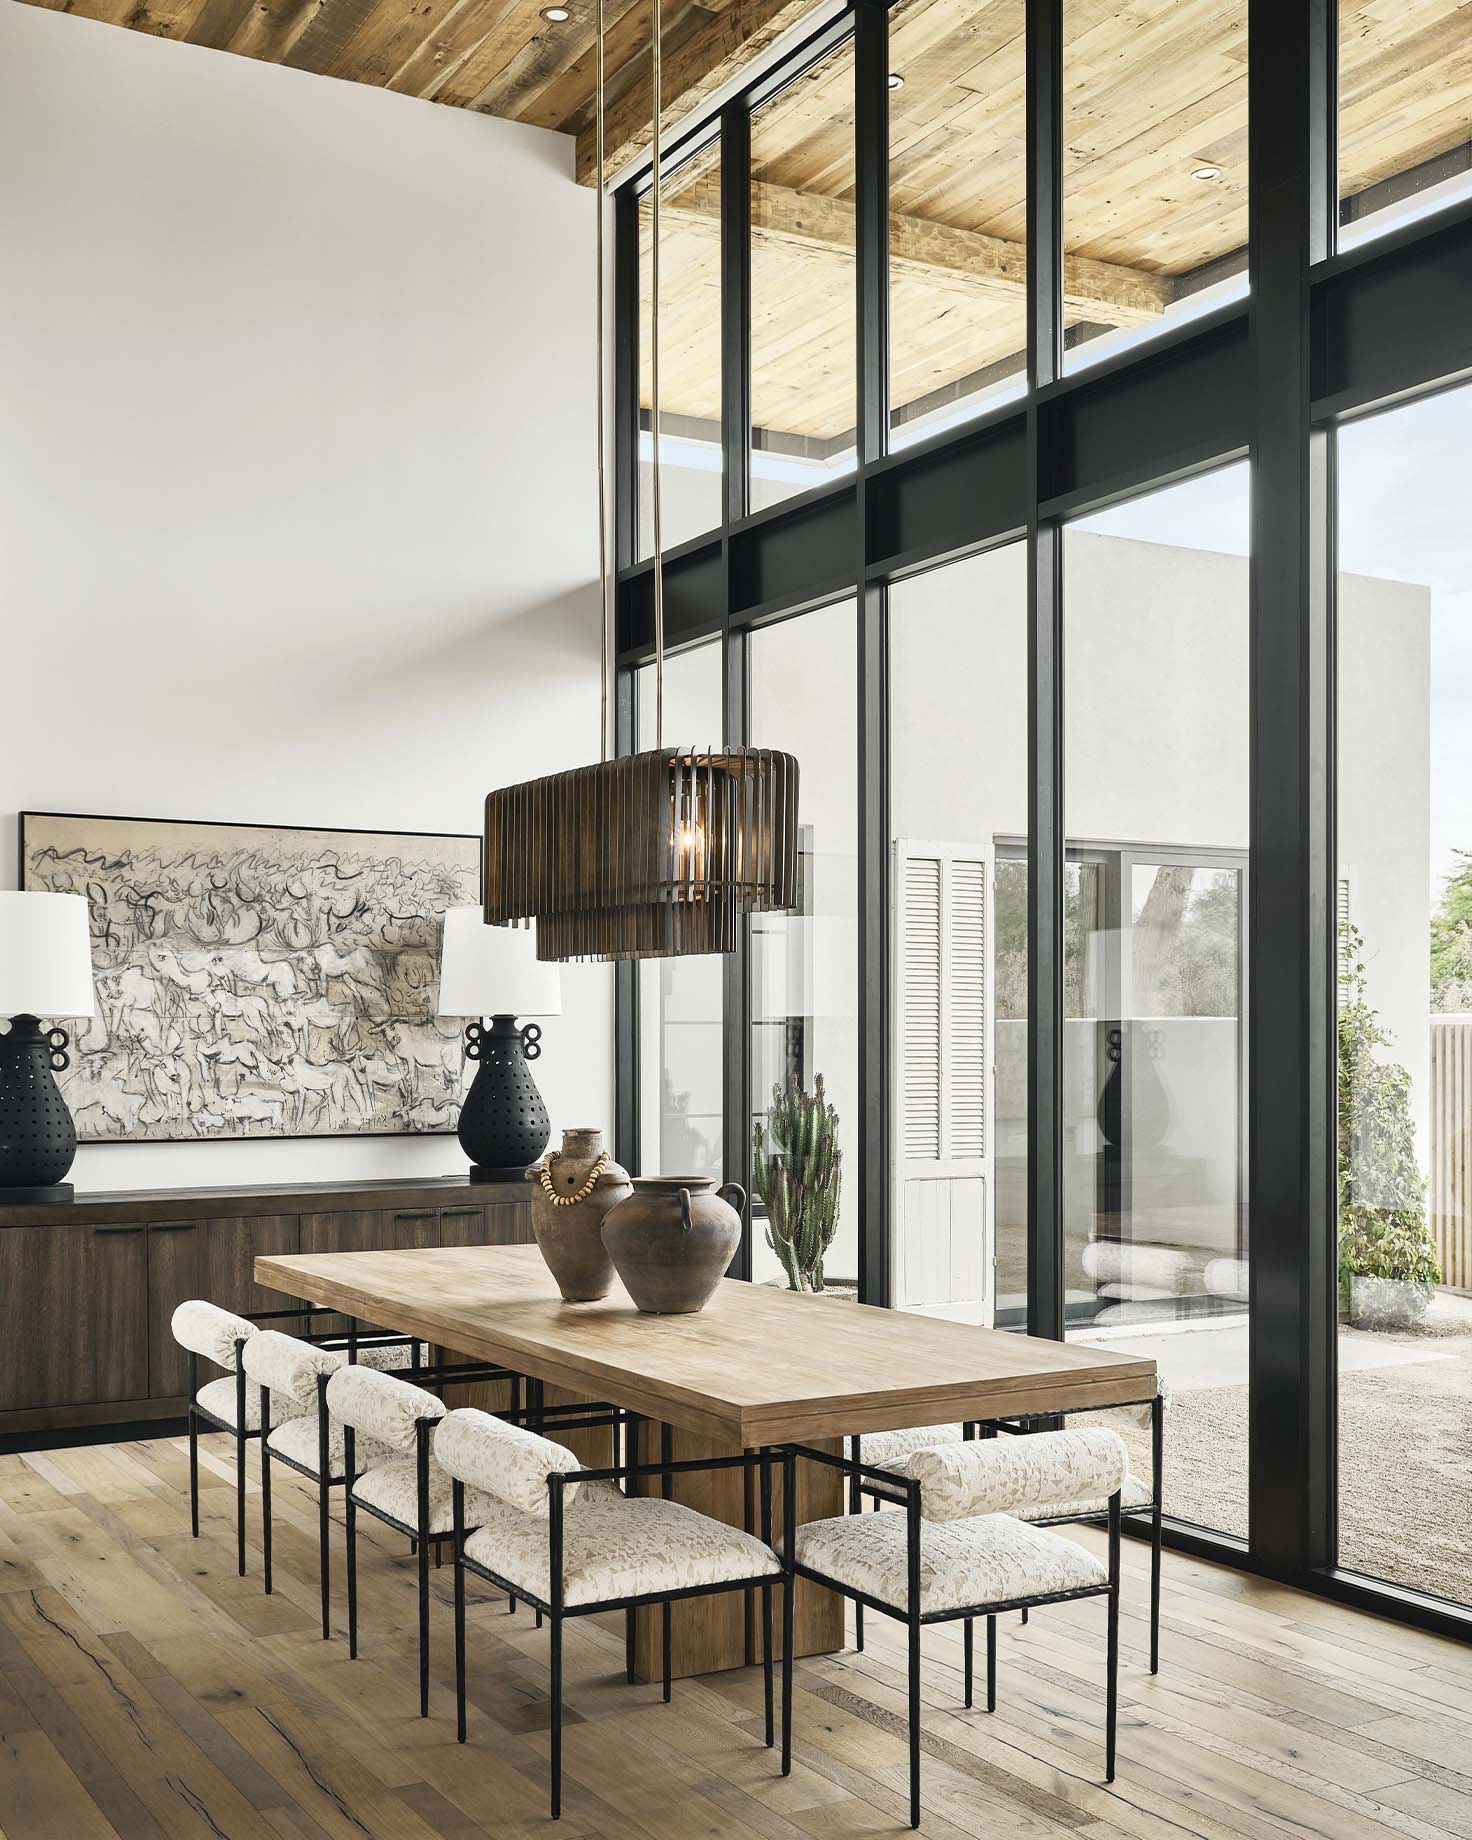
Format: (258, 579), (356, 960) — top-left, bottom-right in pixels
(752, 1072), (842, 1291)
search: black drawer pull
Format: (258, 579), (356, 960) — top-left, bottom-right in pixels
(148, 1222), (198, 1233)
(440, 1208), (480, 1218)
(394, 1211), (436, 1221)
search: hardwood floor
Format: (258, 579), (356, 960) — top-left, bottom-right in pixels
(2, 1432), (1472, 1840)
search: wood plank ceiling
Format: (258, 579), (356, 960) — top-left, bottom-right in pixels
(20, 0), (1472, 449)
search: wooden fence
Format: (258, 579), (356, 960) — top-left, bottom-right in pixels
(1430, 1016), (1472, 1290)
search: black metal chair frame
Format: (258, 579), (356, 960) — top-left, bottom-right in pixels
(451, 1447), (797, 1821)
(183, 1303), (417, 1579)
(796, 1441), (1121, 1830)
(849, 1392), (1164, 1674)
(341, 1397), (625, 1718)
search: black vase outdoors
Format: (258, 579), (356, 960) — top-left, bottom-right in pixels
(457, 1014), (551, 1181)
(0, 1014), (78, 1203)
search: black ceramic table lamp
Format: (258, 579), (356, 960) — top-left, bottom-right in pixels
(437, 907), (563, 1181)
(0, 891), (97, 1204)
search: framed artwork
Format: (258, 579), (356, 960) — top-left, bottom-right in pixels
(20, 811), (483, 1143)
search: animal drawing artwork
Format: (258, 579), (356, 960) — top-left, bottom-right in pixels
(22, 813), (482, 1142)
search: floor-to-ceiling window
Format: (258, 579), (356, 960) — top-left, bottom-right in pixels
(886, 0), (1027, 449)
(636, 642), (725, 1178)
(612, 0), (1472, 1638)
(889, 546), (1029, 1323)
(1061, 0), (1248, 374)
(1062, 466), (1251, 1536)
(1338, 2), (1472, 248)
(1336, 383), (1472, 1609)
(750, 46), (858, 511)
(748, 601), (859, 1290)
(638, 142), (723, 554)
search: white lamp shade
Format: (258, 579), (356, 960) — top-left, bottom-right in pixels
(436, 908), (562, 1019)
(0, 892), (97, 1020)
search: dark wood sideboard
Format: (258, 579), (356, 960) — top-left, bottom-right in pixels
(0, 1176), (532, 1441)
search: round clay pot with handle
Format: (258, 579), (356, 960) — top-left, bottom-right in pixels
(525, 1128), (632, 1303)
(600, 1175), (746, 1314)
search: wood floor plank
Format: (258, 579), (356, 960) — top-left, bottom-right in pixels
(2, 1432), (1471, 1840)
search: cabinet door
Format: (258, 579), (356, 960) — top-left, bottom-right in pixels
(298, 1208), (438, 1330)
(435, 1201), (536, 1247)
(482, 1196), (535, 1247)
(0, 1225), (148, 1412)
(146, 1214), (300, 1399)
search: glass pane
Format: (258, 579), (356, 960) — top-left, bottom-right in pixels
(888, 0), (1027, 449)
(1063, 465), (1251, 1539)
(750, 47), (858, 511)
(1063, 0), (1248, 375)
(636, 643), (724, 1178)
(749, 601), (859, 1290)
(1337, 383), (1472, 1608)
(639, 144), (722, 557)
(1339, 3), (1472, 249)
(889, 545), (1028, 1324)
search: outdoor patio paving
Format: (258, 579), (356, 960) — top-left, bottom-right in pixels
(1076, 1290), (1472, 1605)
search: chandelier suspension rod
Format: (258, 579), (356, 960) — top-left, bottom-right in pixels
(650, 0), (664, 749)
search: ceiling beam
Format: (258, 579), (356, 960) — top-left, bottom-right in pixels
(664, 174), (1174, 328)
(574, 0), (818, 184)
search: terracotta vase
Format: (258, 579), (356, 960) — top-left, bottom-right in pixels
(600, 1175), (746, 1315)
(525, 1128), (632, 1303)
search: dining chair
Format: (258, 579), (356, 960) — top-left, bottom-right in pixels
(242, 1328), (365, 1634)
(328, 1367), (613, 1714)
(856, 1389), (1166, 1673)
(990, 1388), (1166, 1671)
(790, 1427), (1126, 1829)
(435, 1405), (791, 1820)
(172, 1300), (295, 1578)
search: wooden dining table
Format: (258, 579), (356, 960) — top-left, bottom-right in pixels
(255, 1242), (1156, 1680)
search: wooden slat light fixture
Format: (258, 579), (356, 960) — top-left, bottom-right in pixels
(485, 746), (799, 961)
(482, 0), (799, 963)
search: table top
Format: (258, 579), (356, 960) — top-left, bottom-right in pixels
(255, 1243), (1156, 1445)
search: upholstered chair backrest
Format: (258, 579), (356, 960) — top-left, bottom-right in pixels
(240, 1329), (343, 1408)
(325, 1365), (445, 1453)
(170, 1300), (257, 1373)
(433, 1407), (583, 1516)
(906, 1427), (1127, 1523)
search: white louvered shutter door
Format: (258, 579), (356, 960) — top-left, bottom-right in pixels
(891, 842), (994, 1321)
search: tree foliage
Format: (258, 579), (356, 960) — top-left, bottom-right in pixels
(1430, 850), (1472, 1012)
(1338, 922), (1440, 1286)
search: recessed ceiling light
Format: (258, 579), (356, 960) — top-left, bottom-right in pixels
(1191, 164), (1222, 181)
(887, 72), (904, 90)
(541, 5), (571, 19)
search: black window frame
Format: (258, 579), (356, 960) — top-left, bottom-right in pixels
(610, 0), (1472, 1642)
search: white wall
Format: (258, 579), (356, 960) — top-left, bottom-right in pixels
(0, 5), (612, 1189)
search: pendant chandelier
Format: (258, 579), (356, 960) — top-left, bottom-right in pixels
(483, 0), (799, 963)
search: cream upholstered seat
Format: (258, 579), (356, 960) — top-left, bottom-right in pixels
(866, 1442), (1152, 1520)
(463, 1483), (781, 1608)
(793, 1509), (1105, 1615)
(267, 1412), (396, 1480)
(322, 1338), (419, 1373)
(857, 1422), (964, 1466)
(437, 1407), (779, 1609)
(196, 1374), (309, 1433)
